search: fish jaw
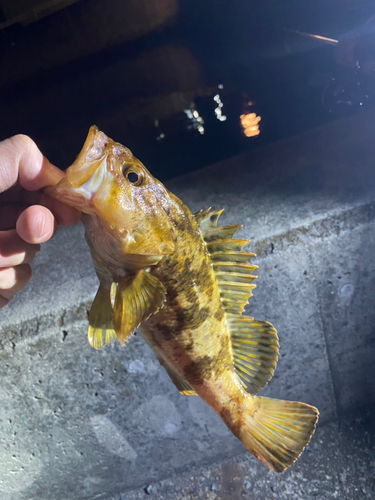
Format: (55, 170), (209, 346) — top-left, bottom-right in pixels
(65, 125), (113, 188)
(46, 157), (111, 215)
(45, 126), (113, 214)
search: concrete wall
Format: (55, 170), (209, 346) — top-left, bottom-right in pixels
(1, 109), (375, 499)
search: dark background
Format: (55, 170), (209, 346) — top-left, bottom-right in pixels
(1, 0), (375, 180)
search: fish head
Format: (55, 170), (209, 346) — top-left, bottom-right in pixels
(48, 126), (176, 258)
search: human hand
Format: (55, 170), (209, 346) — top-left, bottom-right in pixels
(0, 134), (80, 308)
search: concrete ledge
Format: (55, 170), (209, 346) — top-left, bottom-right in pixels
(117, 407), (375, 500)
(1, 109), (375, 499)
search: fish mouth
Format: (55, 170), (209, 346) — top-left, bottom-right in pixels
(46, 126), (110, 213)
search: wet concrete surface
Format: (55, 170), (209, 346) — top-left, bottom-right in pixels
(121, 406), (375, 500)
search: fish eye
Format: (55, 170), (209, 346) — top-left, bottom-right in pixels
(124, 168), (143, 186)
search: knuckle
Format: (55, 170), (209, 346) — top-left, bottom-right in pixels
(9, 134), (36, 155)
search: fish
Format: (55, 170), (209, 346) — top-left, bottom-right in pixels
(47, 126), (319, 472)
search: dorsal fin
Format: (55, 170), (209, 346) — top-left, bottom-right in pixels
(204, 225), (242, 242)
(194, 207), (223, 231)
(228, 315), (278, 393)
(194, 208), (257, 314)
(195, 208), (279, 394)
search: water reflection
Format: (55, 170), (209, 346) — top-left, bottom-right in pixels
(184, 103), (205, 135)
(240, 112), (261, 138)
(1, 1), (375, 180)
(213, 93), (227, 122)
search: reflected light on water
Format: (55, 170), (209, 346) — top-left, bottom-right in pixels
(240, 112), (261, 137)
(154, 119), (166, 141)
(213, 93), (227, 121)
(184, 103), (205, 134)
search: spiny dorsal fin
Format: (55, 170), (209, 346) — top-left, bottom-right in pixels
(195, 208), (258, 314)
(207, 238), (249, 254)
(195, 207), (241, 242)
(228, 315), (279, 394)
(210, 251), (256, 263)
(194, 207), (223, 231)
(204, 225), (242, 242)
(112, 270), (166, 345)
(215, 262), (258, 314)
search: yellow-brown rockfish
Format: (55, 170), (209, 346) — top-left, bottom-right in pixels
(48, 126), (318, 472)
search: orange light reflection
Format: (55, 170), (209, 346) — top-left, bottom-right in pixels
(240, 113), (261, 137)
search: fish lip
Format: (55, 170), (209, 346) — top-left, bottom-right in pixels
(65, 126), (110, 189)
(46, 127), (111, 212)
(46, 163), (107, 213)
(76, 157), (108, 198)
(45, 161), (108, 214)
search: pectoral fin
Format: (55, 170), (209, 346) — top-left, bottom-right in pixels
(112, 270), (166, 345)
(88, 285), (117, 349)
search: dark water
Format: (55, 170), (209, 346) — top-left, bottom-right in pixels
(1, 0), (375, 180)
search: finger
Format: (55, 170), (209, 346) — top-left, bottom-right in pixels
(0, 184), (81, 226)
(0, 264), (32, 300)
(0, 294), (10, 308)
(0, 185), (41, 205)
(0, 205), (25, 230)
(0, 186), (80, 227)
(16, 205), (56, 244)
(0, 229), (40, 267)
(0, 184), (24, 203)
(39, 194), (81, 227)
(0, 134), (64, 193)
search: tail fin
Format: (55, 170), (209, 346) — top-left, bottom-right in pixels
(238, 396), (319, 472)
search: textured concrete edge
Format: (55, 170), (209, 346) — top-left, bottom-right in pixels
(1, 198), (374, 343)
(250, 198), (375, 256)
(0, 301), (92, 350)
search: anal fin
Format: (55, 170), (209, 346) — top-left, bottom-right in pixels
(88, 285), (117, 349)
(151, 347), (197, 396)
(163, 364), (197, 396)
(229, 315), (279, 394)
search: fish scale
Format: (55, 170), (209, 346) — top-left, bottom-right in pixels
(47, 125), (319, 473)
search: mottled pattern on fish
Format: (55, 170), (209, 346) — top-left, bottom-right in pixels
(143, 199), (232, 383)
(48, 126), (319, 473)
